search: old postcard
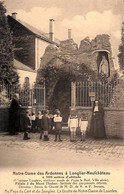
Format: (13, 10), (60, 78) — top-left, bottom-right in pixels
(0, 0), (124, 193)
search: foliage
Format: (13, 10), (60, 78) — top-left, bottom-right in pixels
(0, 2), (19, 86)
(118, 44), (123, 70)
(36, 54), (118, 119)
(36, 55), (98, 120)
(37, 55), (97, 84)
(0, 88), (10, 106)
(118, 23), (124, 71)
(36, 54), (114, 94)
(19, 81), (31, 106)
(109, 80), (124, 107)
(49, 77), (71, 122)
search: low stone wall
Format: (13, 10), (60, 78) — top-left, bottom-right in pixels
(0, 106), (124, 138)
(104, 107), (124, 138)
(70, 106), (124, 138)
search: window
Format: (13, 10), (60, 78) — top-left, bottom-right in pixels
(25, 77), (29, 85)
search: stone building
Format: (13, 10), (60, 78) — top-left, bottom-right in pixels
(7, 13), (59, 86)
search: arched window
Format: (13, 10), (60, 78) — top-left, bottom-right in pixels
(25, 77), (29, 85)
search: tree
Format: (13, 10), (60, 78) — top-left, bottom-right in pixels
(0, 2), (19, 86)
(118, 22), (124, 71)
(36, 55), (97, 101)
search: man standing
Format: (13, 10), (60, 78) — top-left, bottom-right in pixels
(8, 93), (21, 135)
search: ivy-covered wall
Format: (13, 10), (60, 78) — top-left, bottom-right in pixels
(36, 36), (117, 121)
(109, 79), (124, 107)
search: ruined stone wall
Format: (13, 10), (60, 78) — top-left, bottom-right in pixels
(40, 34), (115, 77)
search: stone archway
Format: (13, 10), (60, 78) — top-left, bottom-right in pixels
(48, 77), (71, 122)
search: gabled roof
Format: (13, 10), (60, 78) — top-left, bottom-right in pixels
(8, 15), (60, 45)
(14, 59), (36, 73)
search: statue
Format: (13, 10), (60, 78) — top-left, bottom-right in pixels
(96, 51), (110, 77)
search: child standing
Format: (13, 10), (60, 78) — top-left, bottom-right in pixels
(53, 110), (62, 142)
(22, 110), (31, 140)
(79, 114), (88, 141)
(68, 112), (78, 142)
(49, 112), (54, 132)
(30, 111), (36, 133)
(42, 110), (50, 141)
(36, 111), (43, 139)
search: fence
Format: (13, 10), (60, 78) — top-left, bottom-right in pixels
(76, 80), (120, 107)
(0, 83), (45, 108)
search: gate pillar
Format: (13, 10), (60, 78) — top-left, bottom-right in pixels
(71, 82), (76, 107)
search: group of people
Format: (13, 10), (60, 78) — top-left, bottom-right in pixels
(8, 95), (63, 141)
(22, 109), (63, 141)
(8, 93), (106, 141)
(68, 100), (106, 141)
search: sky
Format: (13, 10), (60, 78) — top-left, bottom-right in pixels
(3, 0), (124, 68)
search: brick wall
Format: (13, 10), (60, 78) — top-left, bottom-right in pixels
(70, 107), (124, 138)
(104, 107), (124, 138)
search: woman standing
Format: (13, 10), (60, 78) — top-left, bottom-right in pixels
(89, 100), (106, 139)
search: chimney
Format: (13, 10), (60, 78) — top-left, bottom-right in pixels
(11, 12), (17, 20)
(49, 19), (55, 42)
(68, 29), (72, 39)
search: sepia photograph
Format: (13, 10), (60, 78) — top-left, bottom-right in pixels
(0, 0), (124, 193)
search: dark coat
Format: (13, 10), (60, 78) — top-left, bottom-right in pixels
(89, 101), (106, 138)
(35, 117), (43, 130)
(8, 98), (20, 133)
(54, 116), (62, 132)
(42, 115), (50, 131)
(22, 115), (31, 132)
(36, 117), (41, 127)
(54, 122), (62, 131)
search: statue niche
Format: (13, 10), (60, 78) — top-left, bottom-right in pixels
(96, 51), (110, 77)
